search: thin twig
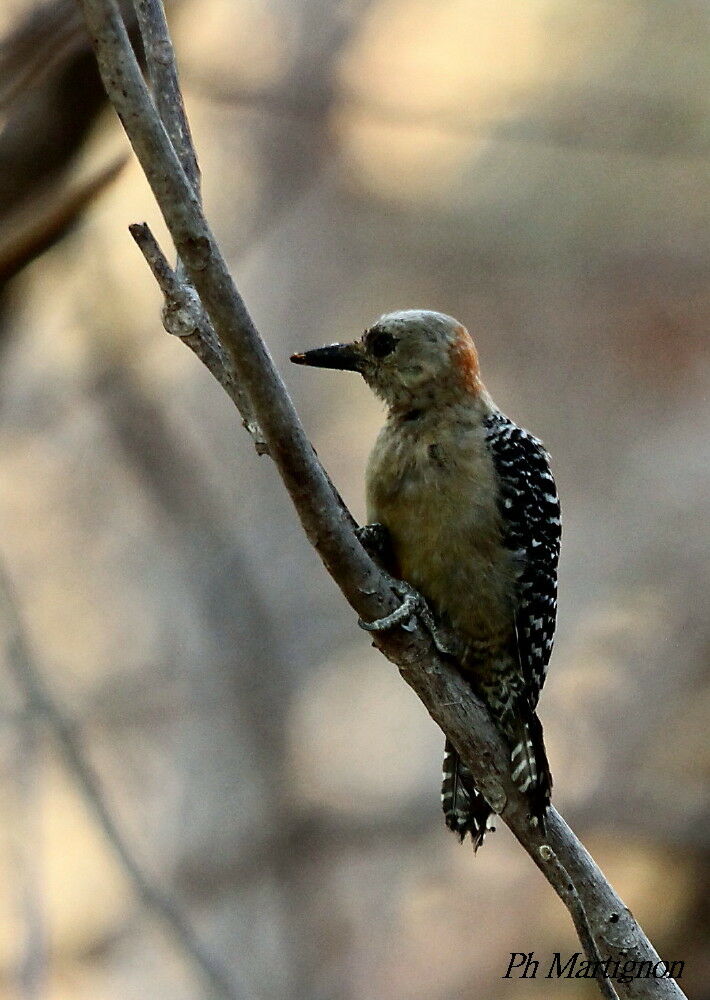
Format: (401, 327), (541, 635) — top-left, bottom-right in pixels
(75, 2), (687, 997)
(80, 0), (383, 612)
(129, 1), (275, 459)
(129, 221), (268, 452)
(131, 0), (201, 304)
(132, 0), (199, 193)
(0, 561), (246, 1000)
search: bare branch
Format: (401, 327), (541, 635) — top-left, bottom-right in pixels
(129, 221), (268, 452)
(0, 561), (246, 1000)
(129, 2), (268, 451)
(74, 1), (687, 997)
(131, 0), (200, 193)
(539, 845), (620, 1000)
(79, 0), (388, 616)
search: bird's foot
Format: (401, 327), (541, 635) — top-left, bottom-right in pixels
(354, 522), (392, 569)
(358, 578), (462, 659)
(358, 579), (422, 633)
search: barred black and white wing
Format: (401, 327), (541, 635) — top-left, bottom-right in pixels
(482, 411), (561, 824)
(483, 412), (561, 708)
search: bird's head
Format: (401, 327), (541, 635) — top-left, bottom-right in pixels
(290, 309), (481, 412)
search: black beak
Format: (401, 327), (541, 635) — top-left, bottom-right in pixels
(290, 343), (362, 372)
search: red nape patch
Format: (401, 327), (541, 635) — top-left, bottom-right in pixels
(451, 323), (481, 394)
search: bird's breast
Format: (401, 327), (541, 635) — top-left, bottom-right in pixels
(365, 418), (517, 640)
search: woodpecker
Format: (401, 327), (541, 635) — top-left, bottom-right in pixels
(291, 310), (560, 848)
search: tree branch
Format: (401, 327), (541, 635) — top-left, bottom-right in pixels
(132, 0), (199, 193)
(539, 845), (619, 1000)
(74, 1), (687, 997)
(128, 220), (268, 452)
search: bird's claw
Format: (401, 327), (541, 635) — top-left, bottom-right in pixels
(358, 580), (421, 632)
(355, 522), (464, 657)
(354, 522), (392, 568)
(358, 580), (462, 659)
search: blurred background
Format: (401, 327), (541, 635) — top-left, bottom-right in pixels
(0, 0), (708, 998)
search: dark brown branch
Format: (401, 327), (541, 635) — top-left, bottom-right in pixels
(0, 562), (246, 1000)
(74, 1), (687, 997)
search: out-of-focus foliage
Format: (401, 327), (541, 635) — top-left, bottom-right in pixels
(0, 1), (708, 998)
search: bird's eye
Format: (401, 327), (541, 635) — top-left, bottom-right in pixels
(368, 331), (398, 358)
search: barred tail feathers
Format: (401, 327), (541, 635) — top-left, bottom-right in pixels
(441, 739), (492, 850)
(508, 708), (552, 832)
